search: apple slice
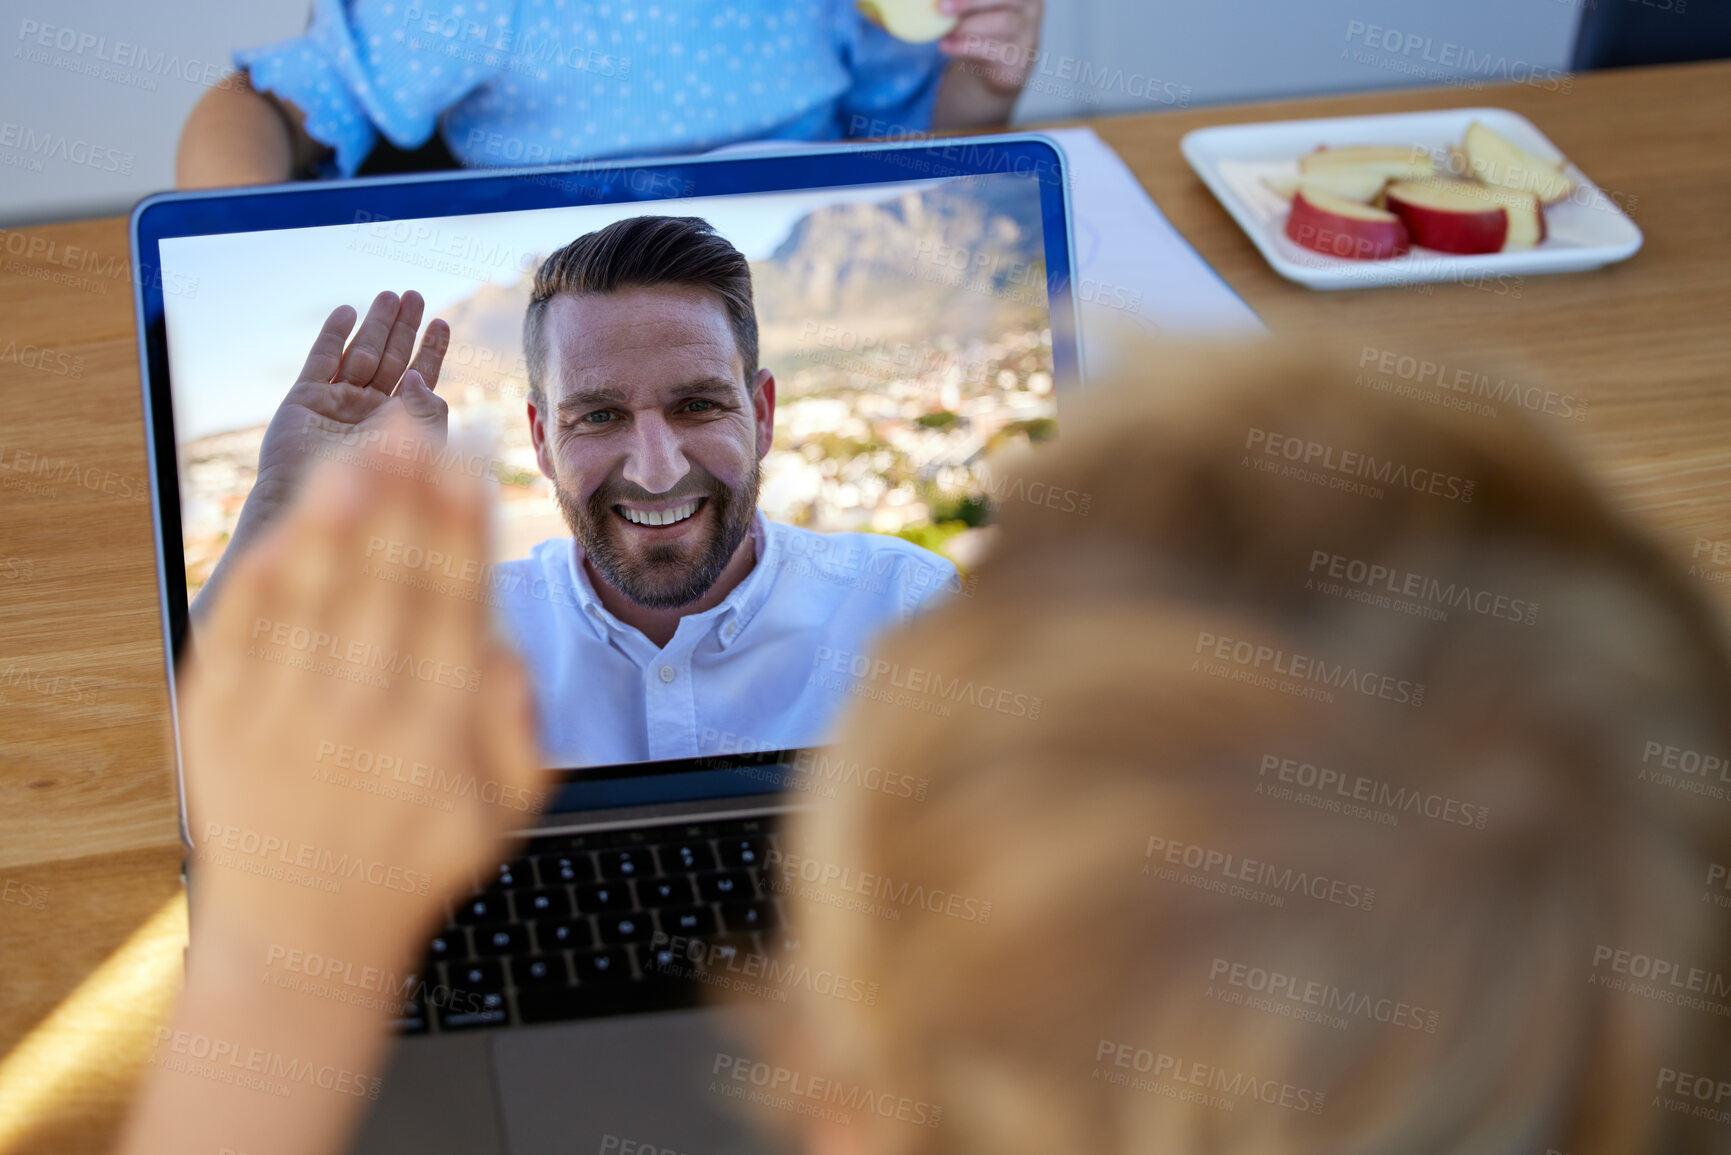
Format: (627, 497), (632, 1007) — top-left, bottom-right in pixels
(1466, 184), (1546, 247)
(1384, 180), (1543, 253)
(1461, 120), (1572, 205)
(1446, 143), (1471, 180)
(1263, 169), (1389, 203)
(856, 0), (957, 43)
(1299, 145), (1436, 181)
(1401, 178), (1544, 229)
(1285, 186), (1411, 261)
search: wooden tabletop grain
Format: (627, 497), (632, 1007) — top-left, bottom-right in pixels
(1, 58), (1728, 1155)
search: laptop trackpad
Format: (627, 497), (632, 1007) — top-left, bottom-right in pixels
(492, 1009), (795, 1155)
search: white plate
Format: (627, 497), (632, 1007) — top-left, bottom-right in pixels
(1180, 107), (1643, 290)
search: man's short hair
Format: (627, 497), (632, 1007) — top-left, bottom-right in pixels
(522, 215), (759, 413)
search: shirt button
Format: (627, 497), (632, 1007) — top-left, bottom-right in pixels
(658, 665), (676, 683)
(588, 604), (603, 617)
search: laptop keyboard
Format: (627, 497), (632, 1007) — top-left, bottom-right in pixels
(393, 814), (786, 1033)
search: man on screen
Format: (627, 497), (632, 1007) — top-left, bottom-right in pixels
(199, 215), (963, 766)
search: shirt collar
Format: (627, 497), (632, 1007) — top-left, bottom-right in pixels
(561, 509), (780, 651)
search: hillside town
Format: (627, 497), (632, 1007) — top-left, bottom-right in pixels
(177, 322), (1054, 596)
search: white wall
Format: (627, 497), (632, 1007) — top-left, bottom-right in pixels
(1, 0), (306, 224)
(0, 0), (1580, 225)
(1011, 0), (1579, 122)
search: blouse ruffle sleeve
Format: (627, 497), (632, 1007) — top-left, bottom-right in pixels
(237, 0), (518, 176)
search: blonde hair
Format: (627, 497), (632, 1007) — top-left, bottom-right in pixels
(758, 339), (1731, 1155)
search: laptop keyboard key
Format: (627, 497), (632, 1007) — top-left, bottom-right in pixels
(718, 837), (767, 869)
(721, 901), (778, 933)
(640, 938), (693, 976)
(453, 894), (512, 925)
(709, 934), (759, 967)
(533, 854), (594, 885)
(647, 933), (749, 976)
(597, 913), (654, 944)
(576, 882), (633, 913)
(473, 924), (528, 957)
(518, 887), (574, 919)
(657, 906), (718, 936)
(597, 848), (654, 880)
(573, 948), (632, 984)
(697, 870), (753, 902)
(657, 841), (717, 873)
(534, 919), (594, 951)
(638, 877), (693, 907)
(512, 955), (571, 988)
(426, 930), (463, 961)
(445, 959), (507, 992)
(437, 988), (509, 1031)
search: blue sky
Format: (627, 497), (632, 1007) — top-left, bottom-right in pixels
(160, 179), (945, 443)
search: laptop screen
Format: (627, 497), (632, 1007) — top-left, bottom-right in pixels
(138, 140), (1075, 812)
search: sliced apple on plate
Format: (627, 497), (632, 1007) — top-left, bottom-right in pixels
(1285, 185), (1411, 260)
(1263, 168), (1389, 203)
(1470, 184), (1547, 246)
(1384, 180), (1544, 254)
(1446, 143), (1471, 180)
(1461, 120), (1572, 205)
(856, 0), (957, 42)
(1299, 145), (1436, 181)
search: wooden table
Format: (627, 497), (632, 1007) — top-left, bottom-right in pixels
(2, 58), (1728, 1154)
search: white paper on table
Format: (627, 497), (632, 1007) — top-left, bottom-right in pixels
(1037, 126), (1264, 345)
(699, 126), (1266, 380)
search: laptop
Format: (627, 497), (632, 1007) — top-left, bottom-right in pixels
(130, 134), (1082, 1154)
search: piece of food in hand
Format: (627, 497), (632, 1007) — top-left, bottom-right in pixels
(1284, 186), (1412, 261)
(1461, 120), (1572, 205)
(1298, 145), (1436, 181)
(1263, 168), (1389, 204)
(856, 0), (957, 42)
(1384, 180), (1544, 254)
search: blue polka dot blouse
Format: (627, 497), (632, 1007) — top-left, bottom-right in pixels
(237, 0), (947, 176)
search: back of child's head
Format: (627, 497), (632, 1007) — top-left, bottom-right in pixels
(762, 337), (1731, 1155)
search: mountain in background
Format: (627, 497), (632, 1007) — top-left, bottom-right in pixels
(754, 173), (1046, 362)
(430, 172), (1047, 388)
(435, 278), (533, 398)
(760, 172), (1043, 310)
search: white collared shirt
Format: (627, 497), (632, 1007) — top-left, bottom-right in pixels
(489, 511), (962, 767)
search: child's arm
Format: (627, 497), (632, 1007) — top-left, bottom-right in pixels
(176, 71), (329, 188)
(118, 414), (541, 1155)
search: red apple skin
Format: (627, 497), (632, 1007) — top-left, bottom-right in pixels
(1284, 191), (1411, 261)
(1384, 189), (1509, 255)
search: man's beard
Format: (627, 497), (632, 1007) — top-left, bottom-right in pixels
(552, 460), (760, 610)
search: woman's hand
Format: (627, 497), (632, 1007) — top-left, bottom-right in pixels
(938, 0), (1044, 94)
(930, 0), (1043, 130)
